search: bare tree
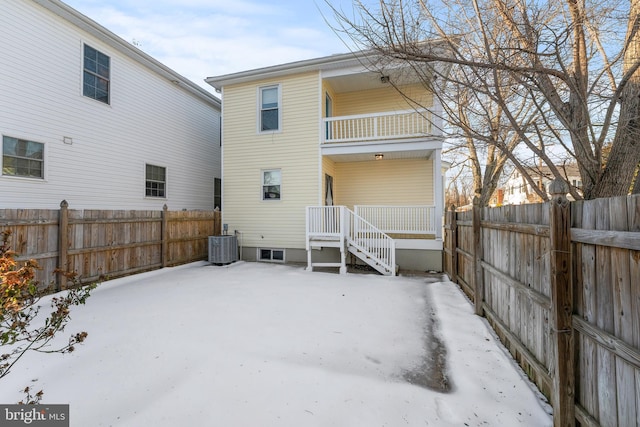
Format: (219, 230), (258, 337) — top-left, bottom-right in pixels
(329, 0), (640, 200)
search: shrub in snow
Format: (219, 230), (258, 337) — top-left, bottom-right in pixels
(0, 230), (95, 403)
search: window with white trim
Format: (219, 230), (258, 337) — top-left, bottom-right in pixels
(259, 248), (284, 262)
(262, 169), (281, 200)
(145, 164), (166, 198)
(83, 44), (110, 104)
(2, 136), (44, 179)
(259, 85), (280, 132)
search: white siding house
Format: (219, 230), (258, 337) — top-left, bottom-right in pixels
(502, 165), (583, 205)
(0, 0), (221, 210)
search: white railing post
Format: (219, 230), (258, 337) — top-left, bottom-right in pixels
(373, 115), (378, 139)
(305, 206), (310, 250)
(390, 239), (396, 276)
(339, 206), (345, 242)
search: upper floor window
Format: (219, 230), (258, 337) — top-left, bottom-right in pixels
(259, 85), (280, 132)
(145, 164), (166, 198)
(262, 169), (281, 200)
(2, 136), (44, 179)
(83, 44), (110, 104)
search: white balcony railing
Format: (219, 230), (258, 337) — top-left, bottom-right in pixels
(323, 110), (433, 144)
(354, 205), (436, 235)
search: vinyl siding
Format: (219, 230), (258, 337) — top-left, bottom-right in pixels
(0, 1), (220, 210)
(334, 158), (434, 209)
(333, 83), (433, 117)
(222, 72), (320, 249)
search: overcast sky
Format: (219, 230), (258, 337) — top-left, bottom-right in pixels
(63, 0), (367, 93)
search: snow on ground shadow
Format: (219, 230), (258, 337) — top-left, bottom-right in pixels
(0, 261), (552, 426)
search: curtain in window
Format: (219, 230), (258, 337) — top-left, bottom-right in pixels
(325, 174), (333, 206)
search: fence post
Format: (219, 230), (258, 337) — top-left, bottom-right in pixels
(472, 197), (484, 316)
(548, 179), (574, 427)
(161, 204), (168, 268)
(57, 200), (69, 291)
(450, 205), (458, 284)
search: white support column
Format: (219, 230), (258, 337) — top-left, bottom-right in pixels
(431, 97), (444, 137)
(433, 149), (443, 240)
(307, 249), (313, 272)
(339, 206), (347, 274)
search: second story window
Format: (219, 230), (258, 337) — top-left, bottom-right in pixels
(259, 85), (280, 132)
(83, 44), (110, 104)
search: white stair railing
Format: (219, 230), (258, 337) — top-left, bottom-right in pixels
(306, 206), (395, 276)
(345, 208), (395, 276)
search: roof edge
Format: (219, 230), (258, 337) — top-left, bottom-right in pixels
(205, 50), (376, 90)
(34, 0), (220, 109)
(205, 38), (453, 90)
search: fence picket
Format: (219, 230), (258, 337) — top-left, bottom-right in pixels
(443, 193), (640, 426)
(0, 203), (221, 289)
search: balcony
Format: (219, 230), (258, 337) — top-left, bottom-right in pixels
(323, 110), (436, 144)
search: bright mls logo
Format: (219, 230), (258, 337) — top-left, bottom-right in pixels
(0, 405), (69, 426)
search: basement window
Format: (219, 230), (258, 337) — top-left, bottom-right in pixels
(258, 248), (284, 263)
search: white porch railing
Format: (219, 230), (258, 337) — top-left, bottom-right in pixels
(306, 206), (395, 276)
(323, 109), (433, 143)
(354, 205), (436, 235)
(306, 205), (345, 243)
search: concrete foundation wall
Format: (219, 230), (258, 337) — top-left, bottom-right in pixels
(238, 246), (442, 273)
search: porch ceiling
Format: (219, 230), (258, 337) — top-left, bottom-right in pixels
(324, 68), (426, 93)
(324, 149), (435, 163)
(324, 71), (383, 93)
(321, 138), (441, 163)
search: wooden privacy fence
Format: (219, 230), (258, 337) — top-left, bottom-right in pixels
(0, 201), (221, 290)
(443, 181), (640, 427)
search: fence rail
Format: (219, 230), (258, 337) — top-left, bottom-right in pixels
(0, 202), (221, 290)
(443, 183), (640, 427)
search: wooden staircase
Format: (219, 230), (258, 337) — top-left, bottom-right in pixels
(306, 206), (396, 276)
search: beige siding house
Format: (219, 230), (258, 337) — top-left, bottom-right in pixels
(207, 51), (446, 275)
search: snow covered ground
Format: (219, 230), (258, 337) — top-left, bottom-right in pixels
(0, 261), (552, 426)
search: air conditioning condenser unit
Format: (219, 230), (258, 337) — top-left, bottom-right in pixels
(208, 235), (238, 264)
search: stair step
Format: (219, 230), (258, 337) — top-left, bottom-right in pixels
(311, 262), (343, 268)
